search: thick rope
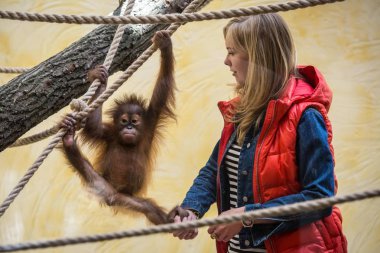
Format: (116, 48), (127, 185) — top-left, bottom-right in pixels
(8, 126), (60, 147)
(9, 127), (59, 147)
(0, 0), (345, 26)
(0, 188), (379, 252)
(0, 0), (207, 218)
(9, 0), (136, 148)
(0, 67), (29, 74)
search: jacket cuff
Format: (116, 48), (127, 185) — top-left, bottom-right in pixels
(181, 201), (204, 218)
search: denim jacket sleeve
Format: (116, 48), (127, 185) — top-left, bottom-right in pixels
(181, 141), (220, 217)
(245, 108), (335, 245)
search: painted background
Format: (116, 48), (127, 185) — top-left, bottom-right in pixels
(0, 0), (379, 252)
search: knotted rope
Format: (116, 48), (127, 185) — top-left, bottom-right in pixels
(0, 188), (378, 252)
(0, 0), (208, 218)
(0, 0), (344, 26)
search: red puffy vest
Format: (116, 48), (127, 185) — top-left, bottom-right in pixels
(215, 66), (347, 253)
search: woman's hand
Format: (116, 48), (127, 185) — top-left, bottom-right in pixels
(171, 208), (199, 240)
(207, 207), (245, 242)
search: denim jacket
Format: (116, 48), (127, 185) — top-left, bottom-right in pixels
(181, 108), (334, 247)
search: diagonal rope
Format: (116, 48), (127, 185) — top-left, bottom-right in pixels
(8, 126), (61, 147)
(0, 0), (207, 218)
(0, 0), (345, 26)
(0, 67), (29, 73)
(0, 188), (379, 252)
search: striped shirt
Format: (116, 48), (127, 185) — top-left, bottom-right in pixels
(225, 142), (266, 253)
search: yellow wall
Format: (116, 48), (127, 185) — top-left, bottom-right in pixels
(0, 0), (379, 252)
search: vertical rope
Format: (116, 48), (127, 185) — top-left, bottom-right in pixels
(80, 0), (135, 103)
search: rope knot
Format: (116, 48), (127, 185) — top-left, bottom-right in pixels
(70, 99), (88, 112)
(69, 99), (88, 129)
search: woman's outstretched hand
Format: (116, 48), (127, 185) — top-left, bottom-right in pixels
(170, 206), (199, 240)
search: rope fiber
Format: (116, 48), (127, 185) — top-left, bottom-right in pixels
(0, 0), (344, 25)
(0, 67), (29, 73)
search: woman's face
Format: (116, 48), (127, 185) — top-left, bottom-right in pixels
(224, 39), (249, 89)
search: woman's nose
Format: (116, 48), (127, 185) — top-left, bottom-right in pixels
(224, 56), (230, 66)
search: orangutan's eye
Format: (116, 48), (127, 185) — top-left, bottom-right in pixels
(120, 118), (128, 125)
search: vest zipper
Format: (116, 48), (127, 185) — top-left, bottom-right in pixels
(254, 101), (277, 253)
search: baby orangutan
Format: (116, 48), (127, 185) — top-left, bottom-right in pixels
(61, 31), (185, 224)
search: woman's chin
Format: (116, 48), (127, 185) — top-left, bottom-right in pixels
(234, 83), (244, 91)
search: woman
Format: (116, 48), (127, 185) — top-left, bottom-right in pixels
(172, 13), (347, 253)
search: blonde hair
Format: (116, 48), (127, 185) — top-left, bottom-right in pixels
(223, 13), (296, 144)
